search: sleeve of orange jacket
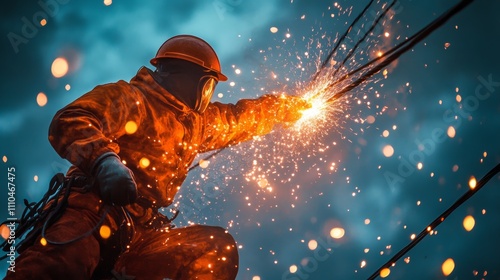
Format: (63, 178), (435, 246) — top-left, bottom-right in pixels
(48, 82), (146, 175)
(200, 94), (295, 152)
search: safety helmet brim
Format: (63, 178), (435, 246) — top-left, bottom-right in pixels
(150, 35), (228, 82)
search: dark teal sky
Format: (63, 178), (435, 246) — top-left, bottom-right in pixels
(1, 0), (500, 279)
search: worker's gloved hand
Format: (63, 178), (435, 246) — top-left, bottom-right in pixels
(277, 95), (312, 123)
(92, 152), (138, 206)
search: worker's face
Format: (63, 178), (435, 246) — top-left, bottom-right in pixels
(157, 59), (218, 113)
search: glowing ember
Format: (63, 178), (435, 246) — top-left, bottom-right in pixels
(125, 121), (138, 135)
(463, 215), (475, 231)
(99, 225), (111, 239)
(330, 227), (345, 239)
(51, 57), (69, 78)
(360, 260), (367, 268)
(37, 92), (48, 107)
(364, 219), (370, 225)
(442, 258), (455, 276)
(468, 176), (477, 190)
(380, 268), (391, 278)
(235, 69), (241, 75)
(308, 239), (318, 250)
(382, 145), (394, 157)
(40, 237), (47, 246)
(40, 19), (47, 26)
(2, 156), (7, 163)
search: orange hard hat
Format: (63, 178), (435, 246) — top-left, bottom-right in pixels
(150, 35), (228, 81)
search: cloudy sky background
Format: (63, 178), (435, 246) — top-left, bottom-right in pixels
(1, 0), (500, 279)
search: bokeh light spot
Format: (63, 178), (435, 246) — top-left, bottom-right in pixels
(100, 225), (111, 239)
(139, 157), (150, 168)
(40, 237), (47, 246)
(37, 92), (48, 107)
(442, 258), (455, 276)
(199, 159), (210, 169)
(2, 156), (7, 163)
(257, 178), (268, 188)
(125, 121), (138, 135)
(51, 57), (69, 78)
(0, 225), (9, 240)
(330, 227), (345, 239)
(289, 265), (298, 273)
(382, 145), (394, 157)
(270, 27), (278, 33)
(463, 215), (475, 231)
(447, 126), (456, 138)
(308, 239), (318, 250)
(417, 162), (423, 170)
(380, 268), (390, 278)
(469, 176), (477, 190)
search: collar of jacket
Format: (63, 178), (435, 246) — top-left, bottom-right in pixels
(130, 66), (194, 114)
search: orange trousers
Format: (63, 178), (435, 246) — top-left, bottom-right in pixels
(5, 191), (239, 280)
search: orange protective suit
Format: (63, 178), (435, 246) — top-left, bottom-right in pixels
(6, 67), (303, 280)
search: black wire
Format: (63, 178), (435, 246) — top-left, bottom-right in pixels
(367, 162), (500, 280)
(310, 0), (377, 83)
(329, 0), (397, 81)
(326, 0), (475, 103)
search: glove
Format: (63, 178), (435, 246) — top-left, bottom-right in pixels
(277, 95), (311, 123)
(92, 152), (138, 206)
